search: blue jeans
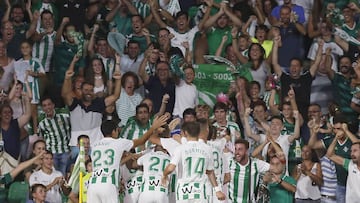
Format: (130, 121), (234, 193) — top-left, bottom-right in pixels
(336, 185), (346, 203)
(53, 152), (70, 175)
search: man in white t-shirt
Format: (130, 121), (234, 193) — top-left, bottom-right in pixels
(87, 114), (168, 203)
(326, 136), (360, 203)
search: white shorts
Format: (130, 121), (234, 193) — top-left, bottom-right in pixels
(138, 190), (169, 203)
(87, 183), (118, 203)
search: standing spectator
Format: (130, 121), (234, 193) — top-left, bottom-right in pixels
(115, 71), (142, 127)
(27, 184), (49, 203)
(292, 145), (323, 202)
(31, 10), (56, 98)
(85, 58), (110, 98)
(53, 17), (85, 107)
(38, 96), (71, 175)
(172, 66), (198, 118)
(212, 102), (241, 143)
(1, 3), (39, 60)
(272, 35), (323, 120)
(272, 5), (306, 71)
(0, 40), (15, 92)
(119, 40), (144, 75)
(224, 139), (270, 202)
(105, 0), (137, 36)
(270, 0), (305, 26)
(341, 6), (360, 40)
(308, 116), (360, 203)
(324, 55), (359, 120)
(24, 139), (46, 182)
(57, 0), (87, 33)
(1, 94), (31, 160)
(326, 138), (360, 203)
(139, 61), (175, 115)
(61, 54), (121, 157)
(126, 15), (156, 53)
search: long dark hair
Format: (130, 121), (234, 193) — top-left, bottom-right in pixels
(85, 57), (108, 87)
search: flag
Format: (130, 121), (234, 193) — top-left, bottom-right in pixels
(67, 139), (86, 202)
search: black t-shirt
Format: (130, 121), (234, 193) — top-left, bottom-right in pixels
(280, 71), (314, 118)
(346, 43), (360, 63)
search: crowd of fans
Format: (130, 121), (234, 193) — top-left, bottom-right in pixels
(1, 0), (360, 203)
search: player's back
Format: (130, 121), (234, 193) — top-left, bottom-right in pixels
(91, 137), (133, 187)
(176, 140), (213, 183)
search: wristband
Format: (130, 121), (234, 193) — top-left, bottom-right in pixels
(278, 179), (283, 184)
(214, 186), (222, 192)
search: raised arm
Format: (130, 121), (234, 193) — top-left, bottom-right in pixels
(132, 113), (170, 148)
(197, 0), (213, 31)
(342, 123), (360, 143)
(1, 0), (11, 23)
(138, 48), (151, 83)
(231, 27), (249, 64)
(18, 93), (31, 128)
(334, 34), (349, 52)
(307, 122), (325, 150)
(271, 34), (283, 77)
(61, 55), (79, 106)
(269, 89), (280, 115)
(309, 39), (324, 77)
(25, 11), (40, 39)
(326, 135), (345, 166)
(87, 24), (99, 57)
(55, 17), (70, 45)
(323, 47), (335, 80)
(202, 6), (224, 30)
(215, 35), (228, 57)
(122, 0), (139, 15)
(10, 152), (45, 181)
(105, 54), (122, 107)
(105, 2), (121, 22)
(243, 108), (262, 142)
(288, 110), (301, 143)
(149, 0), (167, 28)
(223, 3), (242, 27)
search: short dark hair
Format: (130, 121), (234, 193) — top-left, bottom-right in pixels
(41, 9), (54, 19)
(44, 150), (53, 157)
(181, 121), (200, 138)
(290, 57), (303, 67)
(33, 140), (46, 150)
(235, 138), (249, 149)
(255, 24), (269, 33)
(127, 40), (140, 47)
(77, 134), (90, 143)
(131, 14), (144, 23)
(213, 102), (228, 112)
(183, 108), (196, 118)
(40, 95), (54, 105)
(175, 11), (188, 20)
(30, 184), (46, 194)
(101, 120), (118, 137)
(270, 115), (283, 123)
(136, 103), (150, 114)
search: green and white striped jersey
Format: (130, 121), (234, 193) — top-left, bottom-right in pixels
(38, 108), (71, 154)
(32, 31), (56, 72)
(120, 164), (143, 195)
(137, 150), (170, 193)
(171, 140), (214, 201)
(96, 54), (115, 80)
(90, 137), (133, 188)
(227, 158), (270, 203)
(120, 117), (154, 153)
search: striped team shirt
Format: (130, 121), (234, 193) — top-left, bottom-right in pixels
(120, 116), (154, 153)
(120, 164), (143, 196)
(132, 1), (150, 19)
(32, 31), (56, 72)
(228, 158), (270, 203)
(14, 58), (45, 104)
(137, 151), (170, 193)
(38, 108), (71, 154)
